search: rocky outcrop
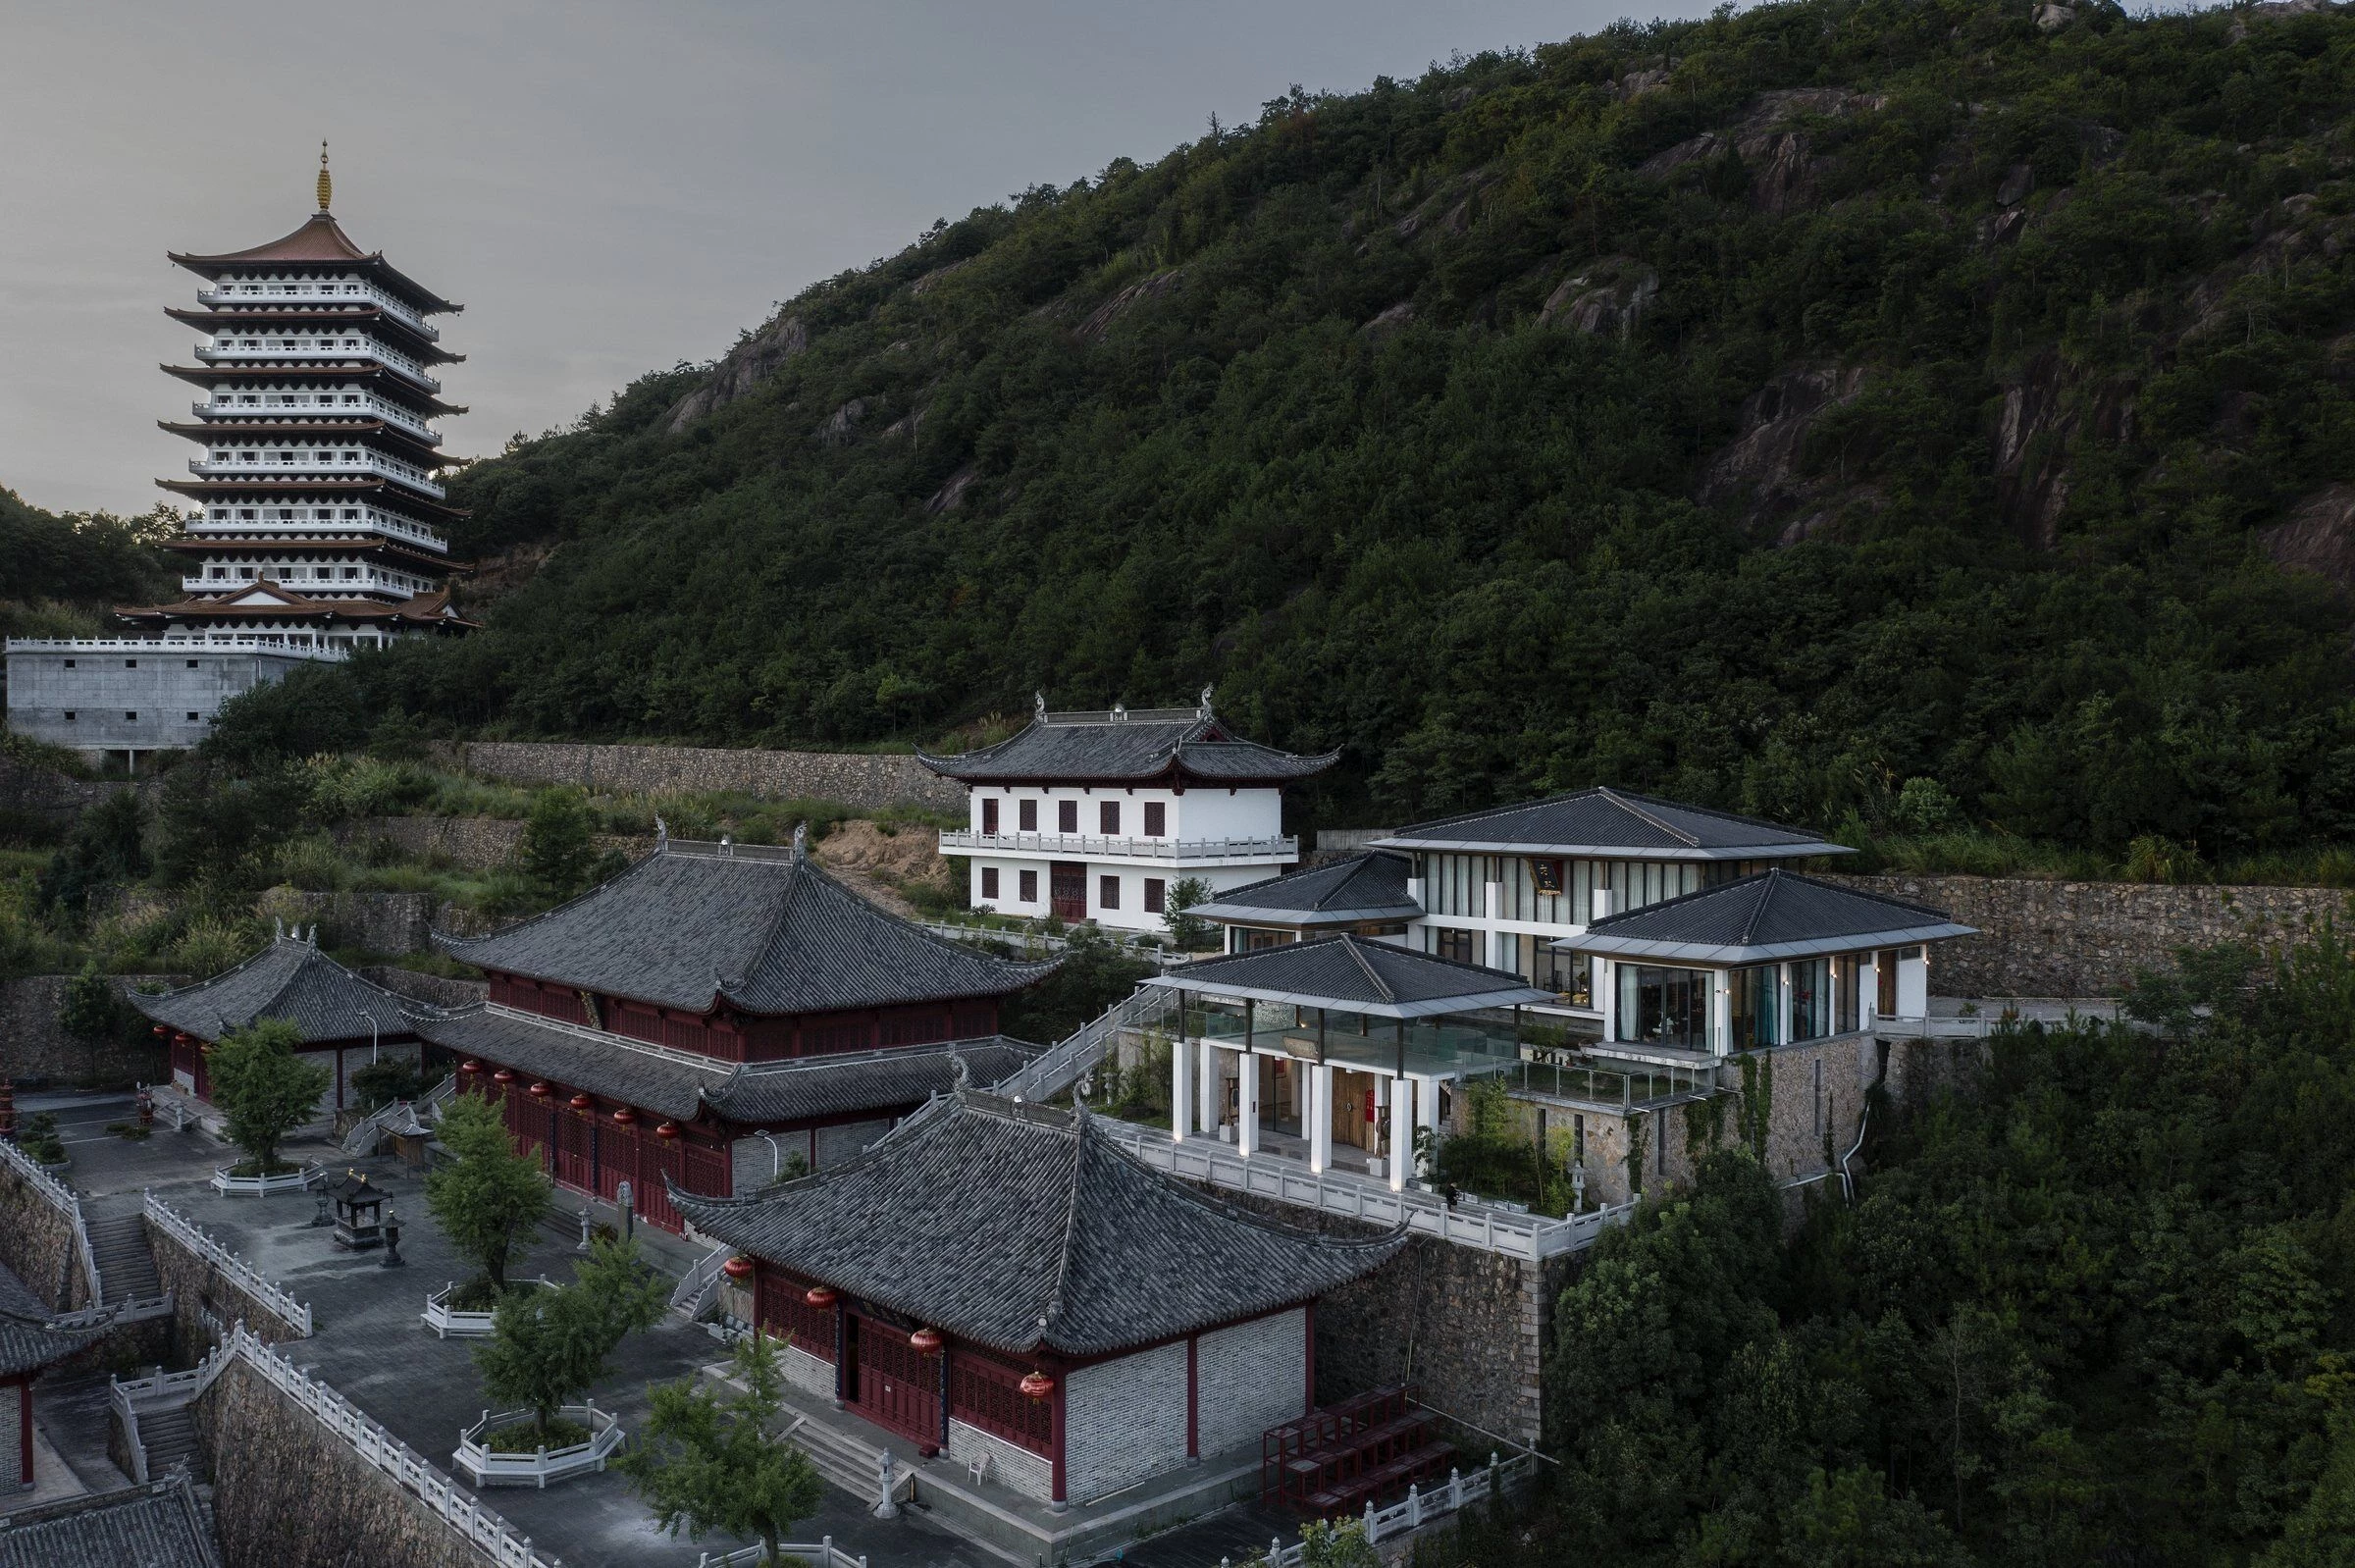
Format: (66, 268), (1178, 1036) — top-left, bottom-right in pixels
(1360, 300), (1416, 340)
(1992, 350), (2134, 549)
(2263, 484), (2355, 595)
(818, 397), (867, 446)
(1540, 256), (1658, 337)
(926, 463), (979, 515)
(1638, 88), (1884, 214)
(1696, 364), (1870, 536)
(1077, 269), (1185, 340)
(664, 314), (810, 433)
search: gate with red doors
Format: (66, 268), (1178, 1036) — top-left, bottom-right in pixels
(848, 1316), (941, 1449)
(1050, 861), (1086, 921)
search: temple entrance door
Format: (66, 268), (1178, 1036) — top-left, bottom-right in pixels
(1050, 862), (1086, 921)
(849, 1316), (940, 1450)
(553, 1107), (593, 1193)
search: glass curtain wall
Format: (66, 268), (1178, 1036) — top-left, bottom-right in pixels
(1728, 965), (1781, 1050)
(1616, 966), (1713, 1049)
(1834, 955), (1860, 1034)
(1791, 958), (1832, 1041)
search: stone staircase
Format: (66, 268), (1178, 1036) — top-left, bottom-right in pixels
(136, 1403), (202, 1479)
(779, 1407), (896, 1501)
(86, 1210), (163, 1304)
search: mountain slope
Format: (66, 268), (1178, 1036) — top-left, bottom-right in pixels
(401, 0), (2355, 856)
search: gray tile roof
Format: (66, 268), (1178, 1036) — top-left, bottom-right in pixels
(0, 1476), (224, 1568)
(126, 935), (416, 1046)
(0, 1263), (103, 1378)
(1190, 852), (1422, 928)
(409, 1004), (1037, 1128)
(1145, 935), (1552, 1019)
(674, 1093), (1405, 1357)
(918, 708), (1336, 785)
(1557, 868), (1976, 965)
(439, 842), (1057, 1016)
(1376, 787), (1853, 861)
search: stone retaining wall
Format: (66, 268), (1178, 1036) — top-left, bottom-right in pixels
(460, 739), (966, 812)
(192, 1354), (498, 1568)
(256, 889), (439, 957)
(0, 1156), (86, 1312)
(147, 1216), (308, 1365)
(336, 815), (654, 873)
(1820, 872), (2352, 997)
(0, 974), (175, 1088)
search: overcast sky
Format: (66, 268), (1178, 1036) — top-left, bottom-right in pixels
(0, 1), (1713, 516)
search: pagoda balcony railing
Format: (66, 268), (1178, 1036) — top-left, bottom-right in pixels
(194, 342), (442, 394)
(195, 396), (442, 445)
(196, 280), (439, 338)
(938, 829), (1299, 862)
(188, 455), (446, 497)
(187, 511), (449, 551)
(182, 572), (428, 596)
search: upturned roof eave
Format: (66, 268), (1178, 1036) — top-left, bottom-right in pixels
(1369, 834), (1854, 860)
(1552, 920), (1979, 967)
(1187, 901), (1426, 927)
(1140, 969), (1554, 1019)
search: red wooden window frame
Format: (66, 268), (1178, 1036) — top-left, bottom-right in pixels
(980, 866), (1000, 900)
(981, 798), (999, 834)
(1143, 801), (1167, 837)
(951, 1348), (1052, 1452)
(1019, 868), (1038, 903)
(1099, 801), (1120, 835)
(1019, 798), (1038, 832)
(1057, 800), (1078, 834)
(1099, 875), (1120, 911)
(1144, 878), (1166, 915)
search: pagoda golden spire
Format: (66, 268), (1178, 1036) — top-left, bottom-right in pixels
(316, 141), (332, 213)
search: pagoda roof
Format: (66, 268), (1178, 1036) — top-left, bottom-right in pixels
(438, 838), (1060, 1017)
(919, 696), (1336, 786)
(126, 930), (419, 1046)
(1375, 787), (1852, 862)
(407, 1005), (1038, 1127)
(156, 474), (464, 520)
(116, 583), (477, 631)
(1144, 934), (1551, 1019)
(160, 535), (455, 571)
(673, 1093), (1407, 1358)
(169, 212), (461, 315)
(1555, 867), (1976, 966)
(159, 361), (465, 418)
(163, 305), (459, 363)
(0, 1473), (225, 1568)
(158, 417), (444, 463)
(1190, 852), (1422, 929)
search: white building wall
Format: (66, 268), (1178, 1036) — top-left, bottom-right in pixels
(947, 1418), (1056, 1502)
(1171, 787), (1283, 842)
(1065, 1339), (1191, 1503)
(1194, 1308), (1307, 1458)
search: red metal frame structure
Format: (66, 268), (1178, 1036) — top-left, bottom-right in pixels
(1261, 1385), (1455, 1518)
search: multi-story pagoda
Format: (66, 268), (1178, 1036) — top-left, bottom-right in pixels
(126, 145), (473, 650)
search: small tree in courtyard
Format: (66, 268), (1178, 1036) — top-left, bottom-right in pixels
(206, 1018), (331, 1176)
(424, 1089), (550, 1301)
(473, 1234), (667, 1443)
(617, 1328), (825, 1565)
(1163, 874), (1217, 951)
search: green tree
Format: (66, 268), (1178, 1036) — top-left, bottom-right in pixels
(58, 961), (125, 1041)
(36, 790), (147, 923)
(204, 1018), (331, 1175)
(519, 789), (598, 903)
(1163, 874), (1217, 951)
(473, 1235), (667, 1439)
(1000, 924), (1150, 1043)
(424, 1089), (551, 1293)
(616, 1329), (826, 1565)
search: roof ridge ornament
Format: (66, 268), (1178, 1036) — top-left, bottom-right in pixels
(316, 141), (332, 214)
(791, 821), (807, 861)
(1034, 690), (1047, 723)
(1198, 683), (1214, 718)
(654, 815), (667, 851)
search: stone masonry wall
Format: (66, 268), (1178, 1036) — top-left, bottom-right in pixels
(357, 966), (489, 1010)
(0, 1156), (86, 1312)
(0, 974), (174, 1087)
(193, 1355), (499, 1568)
(460, 740), (967, 812)
(147, 1216), (307, 1366)
(255, 889), (439, 957)
(1821, 872), (2352, 997)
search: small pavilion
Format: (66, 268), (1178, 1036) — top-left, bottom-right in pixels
(674, 1092), (1405, 1511)
(1188, 853), (1423, 953)
(1140, 937), (1554, 1191)
(129, 926), (420, 1114)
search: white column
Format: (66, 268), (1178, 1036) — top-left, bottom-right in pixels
(1387, 1076), (1411, 1192)
(1415, 1074), (1439, 1176)
(1199, 1028), (1220, 1134)
(1597, 960), (1617, 1042)
(1310, 1062), (1333, 1175)
(1171, 1029), (1192, 1144)
(1713, 974), (1731, 1056)
(1777, 963), (1794, 1045)
(1237, 1048), (1258, 1159)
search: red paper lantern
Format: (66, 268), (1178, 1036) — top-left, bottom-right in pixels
(173, 1032), (191, 1047)
(528, 1081), (551, 1098)
(569, 1093), (594, 1111)
(611, 1107), (637, 1127)
(654, 1121), (680, 1140)
(910, 1327), (943, 1354)
(460, 1060), (482, 1075)
(198, 1041), (215, 1055)
(151, 1024), (166, 1038)
(722, 1255), (755, 1281)
(1019, 1370), (1054, 1400)
(492, 1068), (517, 1085)
(805, 1284), (838, 1309)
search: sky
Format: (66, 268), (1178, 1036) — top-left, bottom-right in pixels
(0, 0), (1716, 516)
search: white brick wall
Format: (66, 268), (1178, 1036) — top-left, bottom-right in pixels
(1196, 1309), (1306, 1459)
(1065, 1340), (1189, 1503)
(947, 1418), (1055, 1502)
(783, 1343), (837, 1403)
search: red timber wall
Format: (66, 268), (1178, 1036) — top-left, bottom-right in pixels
(478, 1077), (729, 1232)
(483, 972), (999, 1061)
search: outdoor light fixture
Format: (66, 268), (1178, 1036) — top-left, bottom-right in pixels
(722, 1256), (755, 1280)
(1020, 1370), (1054, 1400)
(911, 1327), (944, 1354)
(805, 1284), (838, 1308)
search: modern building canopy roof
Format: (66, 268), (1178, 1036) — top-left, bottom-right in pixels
(674, 1093), (1405, 1358)
(127, 931), (417, 1046)
(1554, 868), (1976, 966)
(917, 693), (1337, 787)
(1189, 852), (1423, 929)
(1144, 934), (1552, 1019)
(408, 1004), (1036, 1127)
(1374, 787), (1853, 861)
(438, 838), (1058, 1017)
(169, 211), (462, 315)
(0, 1475), (226, 1568)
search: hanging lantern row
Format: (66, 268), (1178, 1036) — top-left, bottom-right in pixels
(612, 1107), (638, 1127)
(529, 1081), (551, 1098)
(1019, 1370), (1055, 1400)
(910, 1327), (943, 1355)
(493, 1068), (517, 1085)
(569, 1093), (593, 1111)
(655, 1121), (680, 1141)
(174, 1032), (192, 1047)
(460, 1060), (483, 1075)
(805, 1284), (838, 1309)
(722, 1255), (755, 1281)
(151, 1024), (166, 1039)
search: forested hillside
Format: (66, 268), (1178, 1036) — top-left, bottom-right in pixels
(346, 0), (2355, 861)
(0, 487), (173, 641)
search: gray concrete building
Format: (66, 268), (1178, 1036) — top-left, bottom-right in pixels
(3, 638), (330, 765)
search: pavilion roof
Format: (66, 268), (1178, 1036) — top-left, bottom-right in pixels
(438, 839), (1058, 1017)
(917, 699), (1335, 786)
(116, 585), (475, 630)
(1375, 787), (1852, 862)
(674, 1093), (1405, 1357)
(127, 932), (418, 1047)
(1145, 934), (1551, 1019)
(1190, 852), (1421, 929)
(407, 1004), (1036, 1126)
(1556, 868), (1975, 966)
(169, 212), (461, 315)
(0, 1474), (225, 1568)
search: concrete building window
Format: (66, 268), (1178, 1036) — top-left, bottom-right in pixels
(1143, 801), (1166, 837)
(981, 797), (999, 834)
(1143, 878), (1165, 915)
(1100, 801), (1120, 835)
(980, 866), (1000, 900)
(125, 711), (137, 721)
(184, 711), (199, 721)
(63, 711), (75, 722)
(1100, 875), (1120, 910)
(186, 660), (197, 668)
(124, 658), (136, 667)
(62, 659), (73, 668)
(1058, 800), (1078, 834)
(1019, 868), (1037, 903)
